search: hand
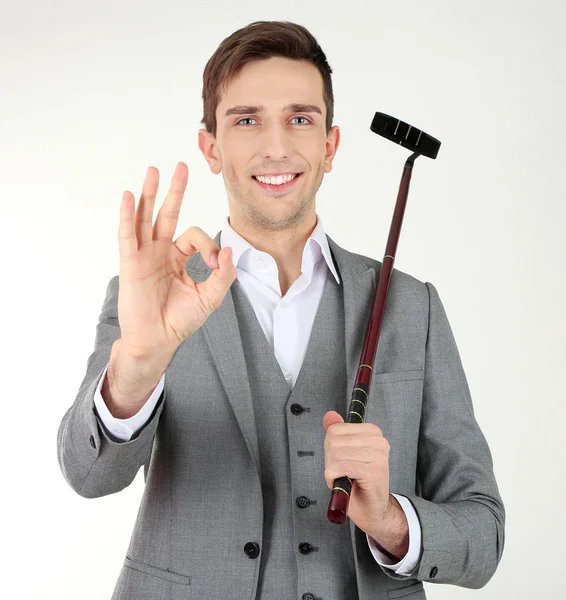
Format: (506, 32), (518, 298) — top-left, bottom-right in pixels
(117, 162), (237, 363)
(323, 410), (392, 536)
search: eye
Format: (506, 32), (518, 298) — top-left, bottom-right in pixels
(236, 117), (258, 126)
(291, 116), (311, 125)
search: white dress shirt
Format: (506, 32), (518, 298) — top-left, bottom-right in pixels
(93, 214), (422, 576)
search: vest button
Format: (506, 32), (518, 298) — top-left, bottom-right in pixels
(302, 594), (316, 600)
(296, 496), (311, 508)
(290, 403), (304, 415)
(298, 542), (312, 554)
(89, 435), (96, 449)
(244, 542), (260, 558)
(430, 566), (438, 578)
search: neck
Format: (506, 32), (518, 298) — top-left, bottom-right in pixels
(228, 212), (318, 297)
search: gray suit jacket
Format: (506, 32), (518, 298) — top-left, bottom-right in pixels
(57, 232), (505, 599)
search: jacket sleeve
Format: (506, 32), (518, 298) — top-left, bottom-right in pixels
(56, 275), (166, 498)
(380, 281), (505, 588)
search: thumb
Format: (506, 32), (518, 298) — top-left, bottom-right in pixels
(323, 410), (344, 432)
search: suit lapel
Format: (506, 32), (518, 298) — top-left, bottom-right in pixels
(326, 235), (380, 416)
(185, 232), (261, 481)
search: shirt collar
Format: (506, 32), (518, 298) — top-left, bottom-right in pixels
(219, 214), (341, 284)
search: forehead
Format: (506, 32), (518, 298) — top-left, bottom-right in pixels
(218, 56), (325, 113)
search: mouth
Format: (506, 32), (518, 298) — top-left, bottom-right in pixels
(251, 172), (303, 193)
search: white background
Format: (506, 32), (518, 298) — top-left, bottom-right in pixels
(1, 0), (564, 598)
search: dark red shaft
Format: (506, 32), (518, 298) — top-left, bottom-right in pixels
(327, 152), (419, 525)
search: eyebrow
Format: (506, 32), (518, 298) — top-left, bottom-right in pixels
(224, 103), (322, 118)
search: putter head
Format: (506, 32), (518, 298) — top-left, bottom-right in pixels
(370, 112), (441, 159)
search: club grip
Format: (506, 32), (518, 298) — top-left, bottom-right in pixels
(327, 477), (351, 524)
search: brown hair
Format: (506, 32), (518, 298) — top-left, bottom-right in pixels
(201, 21), (334, 138)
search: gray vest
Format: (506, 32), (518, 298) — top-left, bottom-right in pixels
(230, 267), (360, 600)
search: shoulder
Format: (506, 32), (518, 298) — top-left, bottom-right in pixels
(331, 237), (432, 307)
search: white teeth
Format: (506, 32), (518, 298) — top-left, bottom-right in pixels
(255, 173), (298, 185)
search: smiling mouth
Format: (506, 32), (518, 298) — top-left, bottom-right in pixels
(251, 173), (303, 193)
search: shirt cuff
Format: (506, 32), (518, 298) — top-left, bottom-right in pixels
(92, 363), (165, 442)
(366, 493), (422, 576)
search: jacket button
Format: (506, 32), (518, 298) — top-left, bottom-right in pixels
(430, 566), (438, 578)
(302, 594), (315, 600)
(291, 403), (304, 415)
(296, 496), (311, 509)
(89, 435), (96, 449)
(298, 542), (312, 554)
(244, 542), (260, 559)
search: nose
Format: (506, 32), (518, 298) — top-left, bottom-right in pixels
(259, 122), (290, 161)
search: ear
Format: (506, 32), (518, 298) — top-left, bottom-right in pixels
(198, 128), (222, 174)
(324, 125), (340, 174)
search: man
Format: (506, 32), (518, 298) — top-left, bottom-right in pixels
(57, 20), (505, 600)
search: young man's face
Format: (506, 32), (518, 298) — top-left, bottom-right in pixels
(199, 56), (340, 233)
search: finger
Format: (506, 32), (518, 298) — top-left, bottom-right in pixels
(325, 461), (372, 484)
(324, 467), (357, 487)
(174, 225), (221, 266)
(118, 190), (138, 261)
(154, 162), (189, 241)
(201, 246), (237, 305)
(135, 166), (159, 248)
(331, 443), (384, 462)
(329, 423), (383, 437)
